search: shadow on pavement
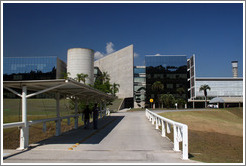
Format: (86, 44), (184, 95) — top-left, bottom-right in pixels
(36, 116), (124, 145)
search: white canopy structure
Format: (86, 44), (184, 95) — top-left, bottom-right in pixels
(3, 78), (114, 150)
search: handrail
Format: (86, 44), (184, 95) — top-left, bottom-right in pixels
(145, 109), (188, 160)
(3, 122), (25, 129)
(3, 108), (110, 129)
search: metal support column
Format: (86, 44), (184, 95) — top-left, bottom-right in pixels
(74, 99), (78, 129)
(99, 101), (102, 118)
(18, 86), (29, 150)
(55, 93), (61, 136)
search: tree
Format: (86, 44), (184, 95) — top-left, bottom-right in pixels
(100, 71), (110, 84)
(62, 72), (71, 79)
(199, 84), (211, 108)
(76, 73), (88, 84)
(160, 94), (175, 108)
(111, 83), (120, 96)
(176, 87), (185, 98)
(151, 81), (164, 108)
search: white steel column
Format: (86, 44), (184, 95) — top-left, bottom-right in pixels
(55, 93), (61, 136)
(74, 99), (78, 129)
(19, 86), (29, 150)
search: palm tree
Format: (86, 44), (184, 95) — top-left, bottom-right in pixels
(63, 72), (71, 79)
(151, 81), (164, 108)
(76, 73), (88, 84)
(100, 71), (110, 84)
(111, 83), (120, 96)
(199, 84), (211, 108)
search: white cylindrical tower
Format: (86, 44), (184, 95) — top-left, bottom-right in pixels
(231, 61), (238, 78)
(67, 48), (94, 85)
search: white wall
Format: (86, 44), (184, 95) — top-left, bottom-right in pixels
(94, 45), (134, 98)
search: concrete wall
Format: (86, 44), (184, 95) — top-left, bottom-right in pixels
(94, 45), (134, 98)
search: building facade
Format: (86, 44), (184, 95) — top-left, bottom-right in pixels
(145, 55), (188, 108)
(3, 56), (66, 81)
(134, 66), (146, 108)
(94, 45), (134, 100)
(187, 55), (243, 108)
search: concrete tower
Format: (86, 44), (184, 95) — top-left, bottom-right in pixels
(67, 48), (94, 84)
(231, 61), (238, 78)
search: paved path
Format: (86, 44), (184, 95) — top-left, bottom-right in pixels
(3, 111), (199, 163)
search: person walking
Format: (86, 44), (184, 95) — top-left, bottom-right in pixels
(83, 105), (90, 129)
(92, 103), (99, 129)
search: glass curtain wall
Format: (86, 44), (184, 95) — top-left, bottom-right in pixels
(3, 57), (60, 81)
(145, 55), (188, 108)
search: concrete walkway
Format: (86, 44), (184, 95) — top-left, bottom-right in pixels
(3, 111), (199, 163)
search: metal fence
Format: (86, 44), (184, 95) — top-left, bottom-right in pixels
(145, 109), (188, 160)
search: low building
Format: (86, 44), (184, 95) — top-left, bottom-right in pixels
(187, 55), (243, 108)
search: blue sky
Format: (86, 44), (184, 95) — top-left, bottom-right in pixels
(3, 2), (244, 77)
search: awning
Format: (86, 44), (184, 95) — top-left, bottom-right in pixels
(3, 78), (114, 101)
(209, 97), (243, 103)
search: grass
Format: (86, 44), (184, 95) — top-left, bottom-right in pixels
(158, 107), (243, 163)
(3, 99), (99, 149)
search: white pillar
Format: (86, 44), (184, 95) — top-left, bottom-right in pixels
(55, 93), (61, 136)
(74, 99), (78, 129)
(173, 125), (180, 151)
(19, 86), (29, 150)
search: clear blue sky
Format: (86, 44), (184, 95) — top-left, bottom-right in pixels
(3, 3), (244, 77)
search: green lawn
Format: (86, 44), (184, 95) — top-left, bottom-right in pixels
(159, 108), (243, 163)
(3, 99), (87, 149)
(3, 99), (74, 123)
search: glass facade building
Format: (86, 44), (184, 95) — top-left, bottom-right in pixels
(134, 66), (146, 108)
(145, 55), (188, 108)
(195, 78), (243, 98)
(3, 56), (66, 81)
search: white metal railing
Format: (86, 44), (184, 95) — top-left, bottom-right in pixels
(4, 109), (110, 130)
(3, 108), (110, 146)
(145, 109), (188, 160)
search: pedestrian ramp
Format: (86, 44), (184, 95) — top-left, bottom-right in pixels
(3, 112), (199, 163)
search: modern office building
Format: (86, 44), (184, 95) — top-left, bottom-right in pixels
(134, 66), (146, 108)
(145, 55), (188, 108)
(3, 56), (66, 81)
(187, 55), (243, 108)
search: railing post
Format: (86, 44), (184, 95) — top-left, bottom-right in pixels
(173, 124), (180, 151)
(74, 99), (78, 129)
(152, 115), (155, 125)
(161, 120), (166, 137)
(43, 122), (47, 133)
(182, 125), (189, 160)
(55, 93), (61, 136)
(18, 86), (29, 150)
(155, 117), (159, 129)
